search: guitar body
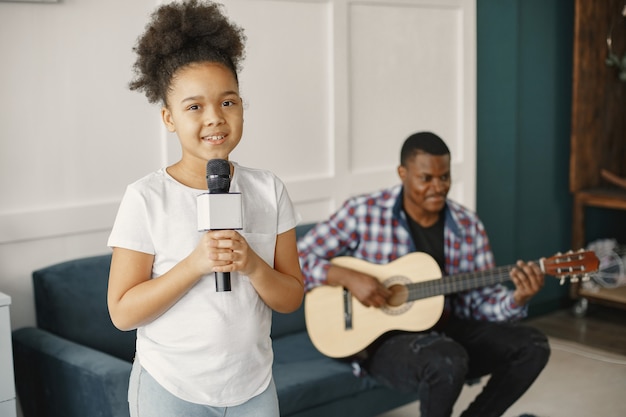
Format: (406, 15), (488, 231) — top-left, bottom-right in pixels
(304, 249), (599, 358)
(305, 253), (445, 358)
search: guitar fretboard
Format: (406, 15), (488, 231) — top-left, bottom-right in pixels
(406, 264), (522, 301)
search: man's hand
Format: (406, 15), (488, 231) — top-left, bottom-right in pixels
(347, 274), (392, 308)
(510, 260), (545, 306)
(327, 265), (391, 308)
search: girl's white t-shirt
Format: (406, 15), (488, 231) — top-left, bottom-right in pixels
(107, 162), (299, 406)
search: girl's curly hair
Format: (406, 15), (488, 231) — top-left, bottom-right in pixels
(129, 0), (246, 105)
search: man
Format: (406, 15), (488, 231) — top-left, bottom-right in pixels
(297, 131), (550, 417)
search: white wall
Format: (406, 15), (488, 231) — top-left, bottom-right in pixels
(0, 0), (475, 330)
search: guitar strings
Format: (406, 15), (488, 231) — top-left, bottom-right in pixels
(406, 265), (514, 300)
(406, 252), (596, 300)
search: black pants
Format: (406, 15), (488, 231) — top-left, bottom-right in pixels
(364, 317), (550, 417)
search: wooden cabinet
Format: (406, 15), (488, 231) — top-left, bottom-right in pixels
(0, 293), (16, 417)
(570, 0), (626, 314)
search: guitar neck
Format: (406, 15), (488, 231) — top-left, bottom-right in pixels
(406, 262), (536, 301)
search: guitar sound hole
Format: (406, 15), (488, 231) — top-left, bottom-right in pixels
(387, 284), (409, 307)
(381, 275), (412, 316)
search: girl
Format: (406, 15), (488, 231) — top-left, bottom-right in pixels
(107, 1), (304, 416)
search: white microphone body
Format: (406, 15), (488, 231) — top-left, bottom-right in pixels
(197, 193), (243, 231)
(197, 192), (243, 292)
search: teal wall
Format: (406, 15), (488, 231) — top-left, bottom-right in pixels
(476, 0), (575, 316)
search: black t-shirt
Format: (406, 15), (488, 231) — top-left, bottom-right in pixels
(405, 209), (445, 272)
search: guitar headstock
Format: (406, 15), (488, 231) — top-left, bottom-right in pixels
(541, 250), (600, 284)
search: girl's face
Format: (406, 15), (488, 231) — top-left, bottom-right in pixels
(162, 62), (244, 166)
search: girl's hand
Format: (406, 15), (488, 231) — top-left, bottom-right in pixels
(190, 228), (303, 314)
(193, 230), (260, 277)
(186, 230), (240, 276)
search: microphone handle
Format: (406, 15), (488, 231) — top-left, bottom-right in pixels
(215, 271), (231, 292)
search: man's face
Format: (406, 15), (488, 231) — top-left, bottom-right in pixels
(398, 152), (451, 219)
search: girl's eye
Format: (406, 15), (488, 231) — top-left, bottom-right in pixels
(222, 100), (236, 107)
(188, 104), (200, 111)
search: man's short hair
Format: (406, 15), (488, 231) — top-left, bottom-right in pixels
(400, 131), (450, 166)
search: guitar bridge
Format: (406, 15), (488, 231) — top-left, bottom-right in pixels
(343, 288), (353, 330)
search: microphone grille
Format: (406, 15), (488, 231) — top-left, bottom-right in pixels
(206, 159), (231, 193)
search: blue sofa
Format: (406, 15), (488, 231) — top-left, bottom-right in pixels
(12, 225), (418, 417)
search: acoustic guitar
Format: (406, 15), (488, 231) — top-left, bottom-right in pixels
(304, 251), (599, 358)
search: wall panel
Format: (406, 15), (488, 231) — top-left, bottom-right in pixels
(348, 0), (475, 207)
(222, 0), (477, 223)
(0, 0), (475, 331)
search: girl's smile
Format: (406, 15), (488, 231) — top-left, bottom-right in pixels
(161, 61), (244, 165)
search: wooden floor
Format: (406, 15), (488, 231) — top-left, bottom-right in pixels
(379, 300), (626, 417)
(526, 302), (626, 356)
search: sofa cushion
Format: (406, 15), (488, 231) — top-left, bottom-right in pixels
(32, 254), (136, 362)
(271, 303), (306, 339)
(12, 327), (132, 417)
(295, 223), (315, 240)
(272, 331), (380, 416)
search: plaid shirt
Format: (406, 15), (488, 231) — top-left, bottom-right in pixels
(297, 184), (527, 322)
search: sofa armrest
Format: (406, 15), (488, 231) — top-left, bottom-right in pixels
(12, 327), (132, 417)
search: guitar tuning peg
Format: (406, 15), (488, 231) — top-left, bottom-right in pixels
(570, 276), (579, 283)
(566, 250), (573, 254)
(559, 277), (566, 285)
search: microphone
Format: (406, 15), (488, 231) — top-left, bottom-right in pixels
(207, 158), (231, 195)
(197, 159), (243, 292)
